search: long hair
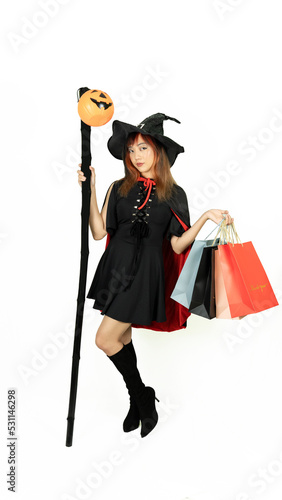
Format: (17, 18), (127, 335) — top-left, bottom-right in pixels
(116, 132), (178, 202)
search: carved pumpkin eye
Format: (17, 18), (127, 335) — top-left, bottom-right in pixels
(78, 89), (114, 126)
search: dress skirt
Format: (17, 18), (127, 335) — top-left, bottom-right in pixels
(87, 235), (166, 324)
(86, 178), (189, 327)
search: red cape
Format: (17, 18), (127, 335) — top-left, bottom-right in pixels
(104, 207), (192, 332)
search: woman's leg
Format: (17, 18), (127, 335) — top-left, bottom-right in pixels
(119, 326), (139, 431)
(95, 314), (159, 437)
(95, 314), (132, 356)
(120, 325), (132, 346)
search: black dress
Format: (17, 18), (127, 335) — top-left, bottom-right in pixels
(86, 177), (187, 325)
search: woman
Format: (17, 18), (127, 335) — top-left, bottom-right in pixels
(77, 113), (233, 438)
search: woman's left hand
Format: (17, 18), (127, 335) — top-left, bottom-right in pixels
(205, 209), (234, 225)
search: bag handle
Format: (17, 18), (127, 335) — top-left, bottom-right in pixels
(211, 220), (228, 246)
(204, 217), (226, 241)
(209, 217), (243, 247)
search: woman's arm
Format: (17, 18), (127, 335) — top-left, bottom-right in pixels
(170, 209), (233, 254)
(89, 183), (114, 240)
(77, 164), (114, 241)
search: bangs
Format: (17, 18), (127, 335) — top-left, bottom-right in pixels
(126, 132), (158, 150)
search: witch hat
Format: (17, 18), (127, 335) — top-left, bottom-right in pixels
(107, 112), (184, 166)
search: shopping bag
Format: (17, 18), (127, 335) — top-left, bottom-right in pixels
(170, 240), (212, 308)
(214, 247), (246, 320)
(170, 221), (222, 308)
(210, 247), (216, 318)
(170, 217), (226, 309)
(189, 246), (216, 319)
(218, 241), (279, 317)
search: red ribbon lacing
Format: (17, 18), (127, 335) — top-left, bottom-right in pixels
(137, 176), (156, 209)
(122, 176), (156, 292)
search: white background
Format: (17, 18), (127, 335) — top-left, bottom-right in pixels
(1, 1), (282, 499)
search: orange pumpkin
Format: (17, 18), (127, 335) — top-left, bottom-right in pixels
(77, 89), (114, 126)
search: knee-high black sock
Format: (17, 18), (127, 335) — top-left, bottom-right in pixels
(123, 339), (137, 365)
(108, 344), (159, 438)
(119, 340), (140, 431)
(108, 345), (146, 398)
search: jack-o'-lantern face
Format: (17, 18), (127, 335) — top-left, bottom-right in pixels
(78, 89), (114, 126)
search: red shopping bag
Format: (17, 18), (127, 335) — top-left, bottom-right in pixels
(218, 241), (279, 317)
(214, 248), (246, 319)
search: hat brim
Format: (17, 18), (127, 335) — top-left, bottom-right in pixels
(107, 120), (184, 167)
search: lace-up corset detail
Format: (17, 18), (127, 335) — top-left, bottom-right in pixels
(120, 177), (156, 292)
(131, 178), (156, 225)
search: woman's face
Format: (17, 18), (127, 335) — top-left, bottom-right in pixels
(127, 134), (155, 178)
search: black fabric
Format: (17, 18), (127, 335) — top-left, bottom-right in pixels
(124, 340), (137, 364)
(122, 340), (140, 432)
(136, 113), (180, 135)
(101, 181), (117, 236)
(108, 345), (146, 399)
(165, 186), (190, 241)
(167, 184), (191, 231)
(86, 179), (189, 325)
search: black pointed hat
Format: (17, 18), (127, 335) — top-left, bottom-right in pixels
(107, 112), (184, 167)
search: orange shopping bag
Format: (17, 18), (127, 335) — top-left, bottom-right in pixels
(216, 222), (279, 318)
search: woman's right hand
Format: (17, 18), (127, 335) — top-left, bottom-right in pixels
(205, 209), (234, 225)
(77, 163), (96, 191)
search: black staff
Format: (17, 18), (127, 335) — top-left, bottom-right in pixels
(65, 87), (92, 447)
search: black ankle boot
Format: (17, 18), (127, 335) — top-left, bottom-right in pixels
(125, 342), (159, 438)
(137, 386), (160, 438)
(122, 341), (140, 432)
(108, 345), (159, 438)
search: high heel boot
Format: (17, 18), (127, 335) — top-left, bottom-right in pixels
(122, 340), (140, 432)
(108, 344), (159, 438)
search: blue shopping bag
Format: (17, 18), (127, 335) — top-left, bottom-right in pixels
(170, 219), (225, 308)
